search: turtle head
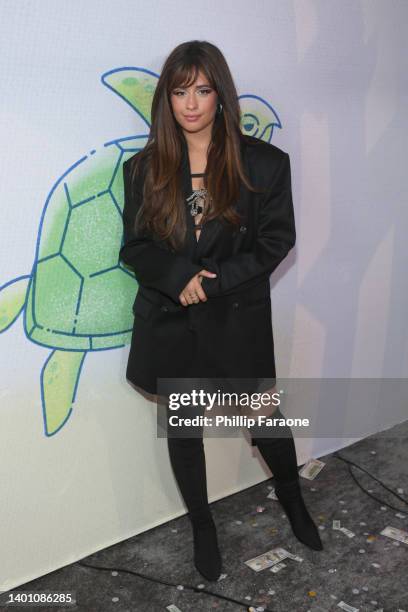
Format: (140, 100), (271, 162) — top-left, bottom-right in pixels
(238, 94), (282, 143)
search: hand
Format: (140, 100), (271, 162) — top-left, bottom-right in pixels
(179, 269), (217, 306)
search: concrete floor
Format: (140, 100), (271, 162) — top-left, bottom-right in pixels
(3, 421), (408, 612)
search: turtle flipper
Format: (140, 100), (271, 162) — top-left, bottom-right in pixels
(0, 275), (30, 333)
(41, 349), (87, 435)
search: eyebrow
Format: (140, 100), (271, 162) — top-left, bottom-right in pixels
(175, 84), (211, 89)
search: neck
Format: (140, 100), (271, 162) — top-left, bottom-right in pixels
(181, 122), (213, 154)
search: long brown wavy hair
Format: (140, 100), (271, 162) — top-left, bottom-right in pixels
(128, 40), (262, 252)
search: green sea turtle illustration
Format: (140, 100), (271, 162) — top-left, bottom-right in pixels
(0, 67), (281, 437)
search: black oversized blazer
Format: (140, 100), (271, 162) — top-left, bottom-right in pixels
(119, 133), (296, 403)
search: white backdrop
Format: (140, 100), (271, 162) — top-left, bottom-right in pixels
(0, 0), (407, 591)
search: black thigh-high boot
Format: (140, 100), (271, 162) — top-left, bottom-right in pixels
(166, 403), (222, 581)
(250, 408), (323, 551)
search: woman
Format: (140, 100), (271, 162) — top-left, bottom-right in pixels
(119, 40), (323, 582)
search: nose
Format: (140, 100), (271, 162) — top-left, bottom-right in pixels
(186, 92), (198, 110)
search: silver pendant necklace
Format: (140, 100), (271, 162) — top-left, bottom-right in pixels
(186, 172), (209, 217)
(186, 188), (208, 217)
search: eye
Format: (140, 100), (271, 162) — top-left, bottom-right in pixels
(172, 88), (212, 96)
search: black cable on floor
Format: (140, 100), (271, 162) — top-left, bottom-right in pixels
(75, 452), (407, 611)
(333, 452), (408, 512)
(76, 559), (275, 612)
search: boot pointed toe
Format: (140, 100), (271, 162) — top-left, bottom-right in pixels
(194, 556), (222, 581)
(275, 479), (324, 552)
(193, 522), (223, 581)
(297, 526), (324, 551)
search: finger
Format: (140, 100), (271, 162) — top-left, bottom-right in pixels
(193, 286), (205, 304)
(179, 292), (188, 307)
(189, 278), (206, 302)
(183, 290), (195, 306)
(195, 282), (207, 302)
(199, 269), (217, 278)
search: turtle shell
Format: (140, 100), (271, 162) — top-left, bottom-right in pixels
(25, 136), (148, 350)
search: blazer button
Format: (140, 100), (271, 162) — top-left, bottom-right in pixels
(239, 225), (247, 233)
(160, 305), (169, 312)
(232, 301), (239, 309)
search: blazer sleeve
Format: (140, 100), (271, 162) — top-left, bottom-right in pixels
(119, 160), (203, 303)
(199, 152), (296, 297)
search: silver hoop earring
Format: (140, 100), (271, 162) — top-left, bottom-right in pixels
(217, 102), (223, 114)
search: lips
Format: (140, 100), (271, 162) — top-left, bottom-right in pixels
(185, 115), (200, 119)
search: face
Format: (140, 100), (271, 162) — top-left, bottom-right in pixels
(170, 69), (218, 135)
